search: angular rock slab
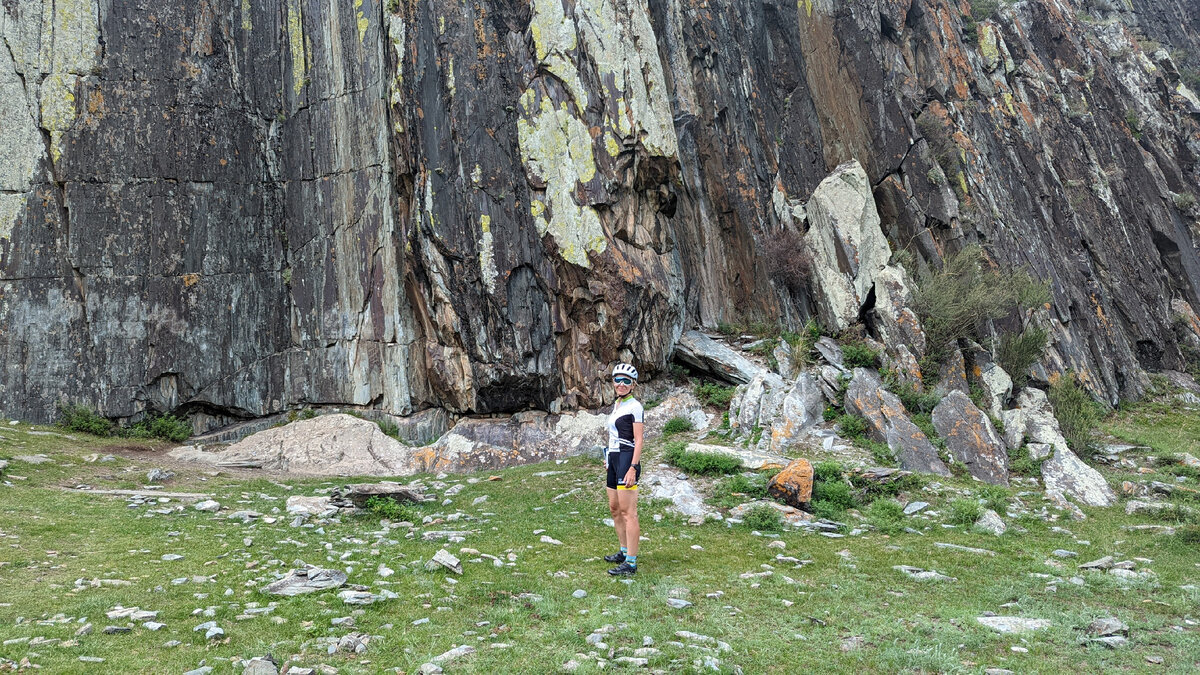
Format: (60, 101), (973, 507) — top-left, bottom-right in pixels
(644, 474), (710, 519)
(805, 161), (892, 332)
(977, 617), (1051, 634)
(260, 567), (348, 597)
(674, 331), (764, 385)
(1042, 447), (1117, 507)
(729, 500), (811, 527)
(767, 459), (813, 509)
(766, 373), (826, 453)
(932, 390), (1009, 485)
(844, 368), (950, 477)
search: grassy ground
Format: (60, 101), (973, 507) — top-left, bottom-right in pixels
(0, 410), (1198, 674)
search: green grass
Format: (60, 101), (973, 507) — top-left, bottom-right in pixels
(662, 441), (742, 475)
(711, 473), (770, 509)
(836, 414), (868, 439)
(1050, 372), (1104, 455)
(2, 418), (1200, 673)
(694, 382), (736, 408)
(739, 504), (784, 532)
(865, 499), (906, 535)
(662, 417), (694, 436)
(840, 340), (880, 369)
(948, 498), (983, 526)
(57, 404), (193, 442)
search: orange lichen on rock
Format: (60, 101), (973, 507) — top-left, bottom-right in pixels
(767, 458), (813, 508)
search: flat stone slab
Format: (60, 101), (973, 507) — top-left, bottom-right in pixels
(684, 443), (788, 471)
(977, 617), (1051, 633)
(260, 567), (347, 596)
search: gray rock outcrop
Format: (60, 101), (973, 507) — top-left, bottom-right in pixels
(931, 391), (1008, 485)
(844, 369), (950, 477)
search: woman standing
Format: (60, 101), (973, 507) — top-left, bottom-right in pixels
(604, 363), (643, 576)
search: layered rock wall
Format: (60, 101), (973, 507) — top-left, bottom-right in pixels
(1, 0), (1198, 427)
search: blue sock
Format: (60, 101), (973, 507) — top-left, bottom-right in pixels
(625, 555), (637, 567)
(620, 546), (627, 555)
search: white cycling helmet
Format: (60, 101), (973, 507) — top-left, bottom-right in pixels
(612, 363), (639, 381)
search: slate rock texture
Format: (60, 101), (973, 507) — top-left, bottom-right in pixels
(0, 0), (1198, 431)
(845, 368), (951, 477)
(931, 390), (1009, 485)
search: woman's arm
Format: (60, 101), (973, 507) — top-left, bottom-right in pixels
(625, 421), (644, 487)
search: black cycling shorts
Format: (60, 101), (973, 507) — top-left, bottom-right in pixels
(606, 451), (640, 490)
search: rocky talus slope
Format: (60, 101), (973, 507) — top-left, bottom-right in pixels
(1, 0), (1199, 430)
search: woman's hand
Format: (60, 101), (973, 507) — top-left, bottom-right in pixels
(623, 468), (636, 488)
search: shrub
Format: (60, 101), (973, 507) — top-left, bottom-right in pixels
(377, 419), (401, 439)
(761, 228), (811, 295)
(695, 382), (736, 408)
(1176, 525), (1200, 546)
(1125, 110), (1142, 139)
(836, 414), (869, 439)
(1173, 192), (1197, 211)
(1048, 372), (1102, 454)
(663, 441), (742, 475)
(863, 438), (896, 465)
(841, 340), (880, 369)
(365, 495), (422, 522)
(814, 461), (843, 483)
(741, 503), (784, 531)
(996, 326), (1049, 387)
(1147, 504), (1198, 525)
(57, 403), (115, 436)
(970, 0), (1000, 21)
(128, 414), (193, 442)
(911, 413), (938, 441)
(823, 405), (839, 422)
(977, 484), (1009, 513)
(299, 408), (317, 420)
(866, 499), (906, 535)
(912, 245), (1050, 364)
(1009, 443), (1046, 478)
(883, 371), (943, 415)
(663, 417), (694, 436)
(849, 471), (926, 501)
(712, 473), (770, 508)
(813, 478), (855, 512)
(948, 498), (983, 526)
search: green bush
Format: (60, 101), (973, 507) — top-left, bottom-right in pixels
(57, 403), (115, 437)
(128, 414), (193, 442)
(970, 0), (1000, 21)
(1147, 504), (1198, 525)
(364, 495), (422, 522)
(813, 478), (855, 512)
(1176, 525), (1200, 546)
(663, 441), (742, 475)
(911, 413), (938, 440)
(849, 471), (925, 501)
(377, 419), (401, 439)
(996, 327), (1049, 387)
(663, 416), (694, 436)
(977, 484), (1009, 513)
(1048, 372), (1102, 454)
(836, 414), (869, 439)
(1009, 443), (1046, 478)
(740, 503), (784, 531)
(695, 382), (736, 408)
(883, 371), (943, 415)
(863, 438), (896, 466)
(823, 405), (839, 422)
(841, 341), (880, 369)
(866, 499), (906, 535)
(912, 245), (1050, 364)
(813, 460), (843, 483)
(712, 473), (770, 509)
(948, 498), (983, 526)
(1165, 460), (1200, 482)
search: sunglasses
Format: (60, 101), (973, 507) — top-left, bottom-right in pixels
(612, 377), (633, 385)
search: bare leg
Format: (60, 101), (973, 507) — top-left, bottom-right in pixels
(617, 489), (639, 556)
(607, 488), (626, 549)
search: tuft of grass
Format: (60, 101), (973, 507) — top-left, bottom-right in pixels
(849, 471), (925, 501)
(996, 326), (1049, 388)
(56, 403), (115, 437)
(378, 419), (401, 439)
(836, 414), (869, 439)
(883, 370), (943, 415)
(1176, 525), (1200, 545)
(977, 484), (1009, 513)
(662, 417), (694, 436)
(712, 473), (770, 509)
(364, 495), (423, 523)
(812, 472), (855, 519)
(863, 438), (896, 466)
(1049, 372), (1103, 455)
(1009, 443), (1046, 478)
(948, 498), (983, 526)
(740, 503), (784, 531)
(866, 499), (906, 535)
(695, 382), (737, 408)
(841, 340), (880, 369)
(663, 441), (742, 475)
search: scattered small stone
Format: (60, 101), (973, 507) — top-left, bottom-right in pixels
(430, 549), (463, 574)
(242, 657), (279, 675)
(102, 626), (131, 635)
(975, 509), (1006, 536)
(894, 565), (956, 582)
(1078, 556), (1114, 571)
(194, 500), (221, 512)
(539, 535), (563, 546)
(183, 667), (213, 675)
(146, 469), (174, 483)
(841, 636), (864, 652)
(261, 567), (347, 596)
(1092, 636), (1128, 649)
(1146, 655), (1164, 664)
(78, 656), (105, 663)
(933, 542), (996, 556)
(903, 501), (929, 515)
(144, 622), (165, 631)
(1052, 549), (1078, 558)
(666, 598), (692, 609)
(572, 589), (587, 599)
(1088, 617), (1129, 637)
(162, 554), (184, 561)
(432, 644), (475, 664)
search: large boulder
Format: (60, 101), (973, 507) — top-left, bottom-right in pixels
(971, 354), (1012, 419)
(844, 369), (951, 477)
(805, 161), (893, 333)
(931, 391), (1009, 485)
(644, 473), (712, 521)
(1042, 447), (1118, 507)
(872, 265), (926, 357)
(674, 331), (765, 385)
(767, 459), (814, 509)
(766, 373), (826, 453)
(729, 371), (787, 435)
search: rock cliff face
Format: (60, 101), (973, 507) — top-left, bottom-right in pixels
(1, 0), (1198, 427)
